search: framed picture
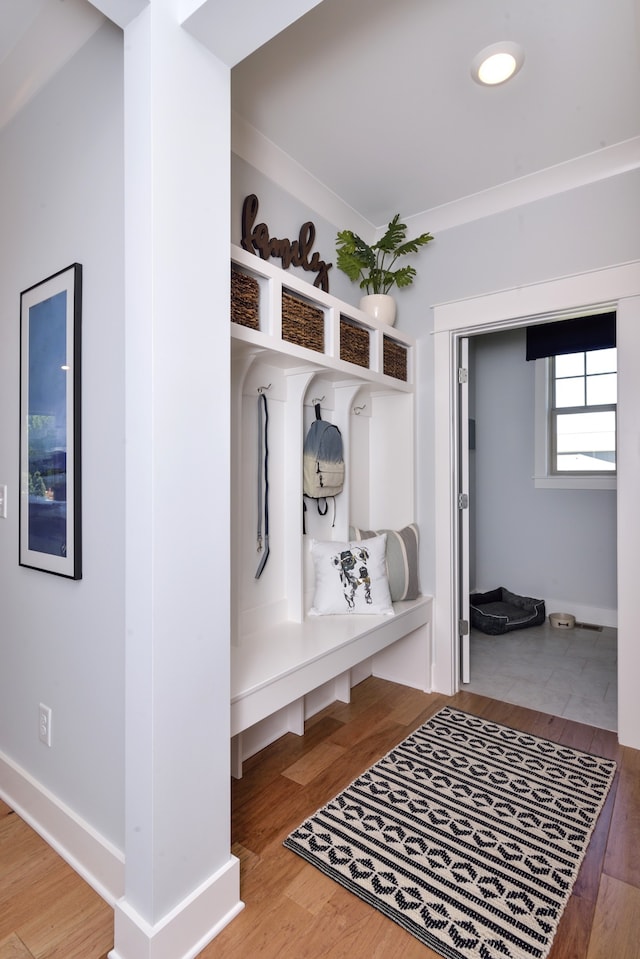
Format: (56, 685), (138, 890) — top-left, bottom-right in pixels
(19, 263), (82, 578)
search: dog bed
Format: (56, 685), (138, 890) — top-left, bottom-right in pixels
(470, 586), (545, 635)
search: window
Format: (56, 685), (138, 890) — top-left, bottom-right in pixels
(550, 348), (617, 474)
(534, 347), (617, 490)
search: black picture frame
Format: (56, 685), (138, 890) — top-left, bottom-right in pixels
(19, 263), (82, 579)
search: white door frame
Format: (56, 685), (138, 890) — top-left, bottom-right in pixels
(458, 337), (470, 684)
(432, 260), (640, 750)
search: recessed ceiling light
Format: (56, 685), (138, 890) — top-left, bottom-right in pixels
(471, 41), (525, 86)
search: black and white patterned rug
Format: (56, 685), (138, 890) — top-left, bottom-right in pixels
(284, 706), (616, 959)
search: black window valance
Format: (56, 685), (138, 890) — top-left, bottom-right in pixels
(525, 312), (616, 361)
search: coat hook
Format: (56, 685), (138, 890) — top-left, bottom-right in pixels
(257, 384), (272, 394)
(353, 404), (366, 415)
(310, 395), (325, 406)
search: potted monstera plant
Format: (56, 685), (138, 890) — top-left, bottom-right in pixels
(336, 214), (433, 325)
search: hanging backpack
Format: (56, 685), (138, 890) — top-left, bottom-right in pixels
(303, 403), (344, 525)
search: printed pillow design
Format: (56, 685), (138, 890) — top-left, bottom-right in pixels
(309, 535), (394, 616)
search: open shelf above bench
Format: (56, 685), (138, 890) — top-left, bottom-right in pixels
(231, 244), (414, 390)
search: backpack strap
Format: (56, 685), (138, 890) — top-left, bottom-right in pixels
(303, 402), (338, 531)
(315, 405), (333, 524)
(303, 405), (323, 534)
(255, 392), (269, 579)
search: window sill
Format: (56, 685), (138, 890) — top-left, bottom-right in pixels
(533, 474), (616, 491)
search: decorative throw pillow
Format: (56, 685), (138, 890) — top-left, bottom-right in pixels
(350, 524), (420, 602)
(309, 535), (394, 616)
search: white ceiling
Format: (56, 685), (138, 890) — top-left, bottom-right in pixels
(2, 0), (639, 229)
(231, 0), (640, 226)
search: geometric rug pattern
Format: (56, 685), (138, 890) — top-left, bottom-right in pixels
(284, 706), (616, 959)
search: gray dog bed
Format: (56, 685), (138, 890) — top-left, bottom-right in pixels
(470, 586), (545, 635)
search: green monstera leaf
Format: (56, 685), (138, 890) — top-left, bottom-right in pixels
(336, 215), (433, 294)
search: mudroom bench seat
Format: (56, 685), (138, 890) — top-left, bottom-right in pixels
(230, 595), (432, 777)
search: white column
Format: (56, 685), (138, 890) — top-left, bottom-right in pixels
(111, 1), (241, 955)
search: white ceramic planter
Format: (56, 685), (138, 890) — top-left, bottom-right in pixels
(359, 293), (396, 326)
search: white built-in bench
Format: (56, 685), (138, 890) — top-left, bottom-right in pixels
(230, 595), (432, 777)
(229, 244), (431, 778)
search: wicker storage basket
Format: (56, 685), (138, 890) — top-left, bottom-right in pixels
(231, 268), (259, 329)
(383, 337), (408, 381)
(340, 317), (369, 368)
(282, 290), (324, 352)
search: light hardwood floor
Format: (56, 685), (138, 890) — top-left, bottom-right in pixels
(0, 798), (113, 959)
(1, 678), (639, 959)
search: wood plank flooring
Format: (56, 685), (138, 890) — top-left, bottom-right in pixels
(0, 799), (113, 959)
(203, 679), (638, 959)
(0, 932), (36, 959)
(1, 677), (639, 959)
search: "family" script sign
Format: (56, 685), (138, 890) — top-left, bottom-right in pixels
(241, 193), (332, 292)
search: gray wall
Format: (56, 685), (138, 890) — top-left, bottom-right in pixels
(232, 156), (358, 304)
(411, 169), (640, 309)
(471, 328), (617, 614)
(0, 23), (125, 847)
(404, 170), (640, 594)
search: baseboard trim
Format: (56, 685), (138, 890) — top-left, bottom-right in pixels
(110, 855), (243, 959)
(0, 749), (125, 905)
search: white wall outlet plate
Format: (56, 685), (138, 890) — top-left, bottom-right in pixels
(39, 703), (52, 747)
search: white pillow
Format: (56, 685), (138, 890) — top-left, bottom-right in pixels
(308, 535), (394, 616)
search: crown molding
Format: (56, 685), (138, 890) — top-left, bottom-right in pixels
(233, 113), (640, 239)
(231, 111), (376, 241)
(389, 137), (640, 236)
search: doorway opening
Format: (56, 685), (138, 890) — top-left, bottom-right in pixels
(458, 326), (617, 730)
(431, 260), (639, 745)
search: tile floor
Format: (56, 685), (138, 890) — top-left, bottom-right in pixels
(463, 620), (618, 731)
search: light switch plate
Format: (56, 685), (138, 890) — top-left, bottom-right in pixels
(0, 485), (6, 519)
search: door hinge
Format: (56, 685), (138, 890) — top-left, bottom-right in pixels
(458, 493), (469, 509)
(458, 367), (468, 384)
(459, 619), (469, 636)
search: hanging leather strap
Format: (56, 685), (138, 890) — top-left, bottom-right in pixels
(255, 392), (269, 578)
